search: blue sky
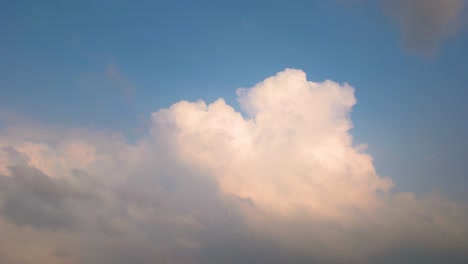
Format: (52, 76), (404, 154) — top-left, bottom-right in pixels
(2, 0), (467, 196)
(1, 1), (468, 263)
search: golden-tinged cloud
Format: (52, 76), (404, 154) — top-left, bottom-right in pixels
(0, 69), (467, 263)
(153, 69), (393, 220)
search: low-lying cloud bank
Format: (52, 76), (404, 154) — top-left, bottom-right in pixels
(0, 69), (467, 263)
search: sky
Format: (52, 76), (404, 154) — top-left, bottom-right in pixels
(0, 0), (467, 263)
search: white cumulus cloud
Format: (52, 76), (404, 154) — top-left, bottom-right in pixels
(0, 69), (467, 263)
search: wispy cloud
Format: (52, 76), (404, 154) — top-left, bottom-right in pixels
(106, 60), (136, 100)
(78, 54), (135, 101)
(382, 0), (466, 54)
(0, 69), (467, 263)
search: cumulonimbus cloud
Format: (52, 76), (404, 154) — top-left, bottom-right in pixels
(382, 0), (466, 53)
(0, 69), (467, 263)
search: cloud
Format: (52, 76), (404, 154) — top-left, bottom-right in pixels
(0, 69), (467, 263)
(382, 0), (466, 53)
(0, 165), (96, 230)
(106, 61), (136, 100)
(78, 55), (135, 101)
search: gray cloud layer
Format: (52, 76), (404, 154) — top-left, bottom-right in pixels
(0, 69), (467, 263)
(383, 0), (466, 53)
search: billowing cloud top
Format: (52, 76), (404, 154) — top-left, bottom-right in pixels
(0, 69), (467, 263)
(154, 69), (392, 220)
